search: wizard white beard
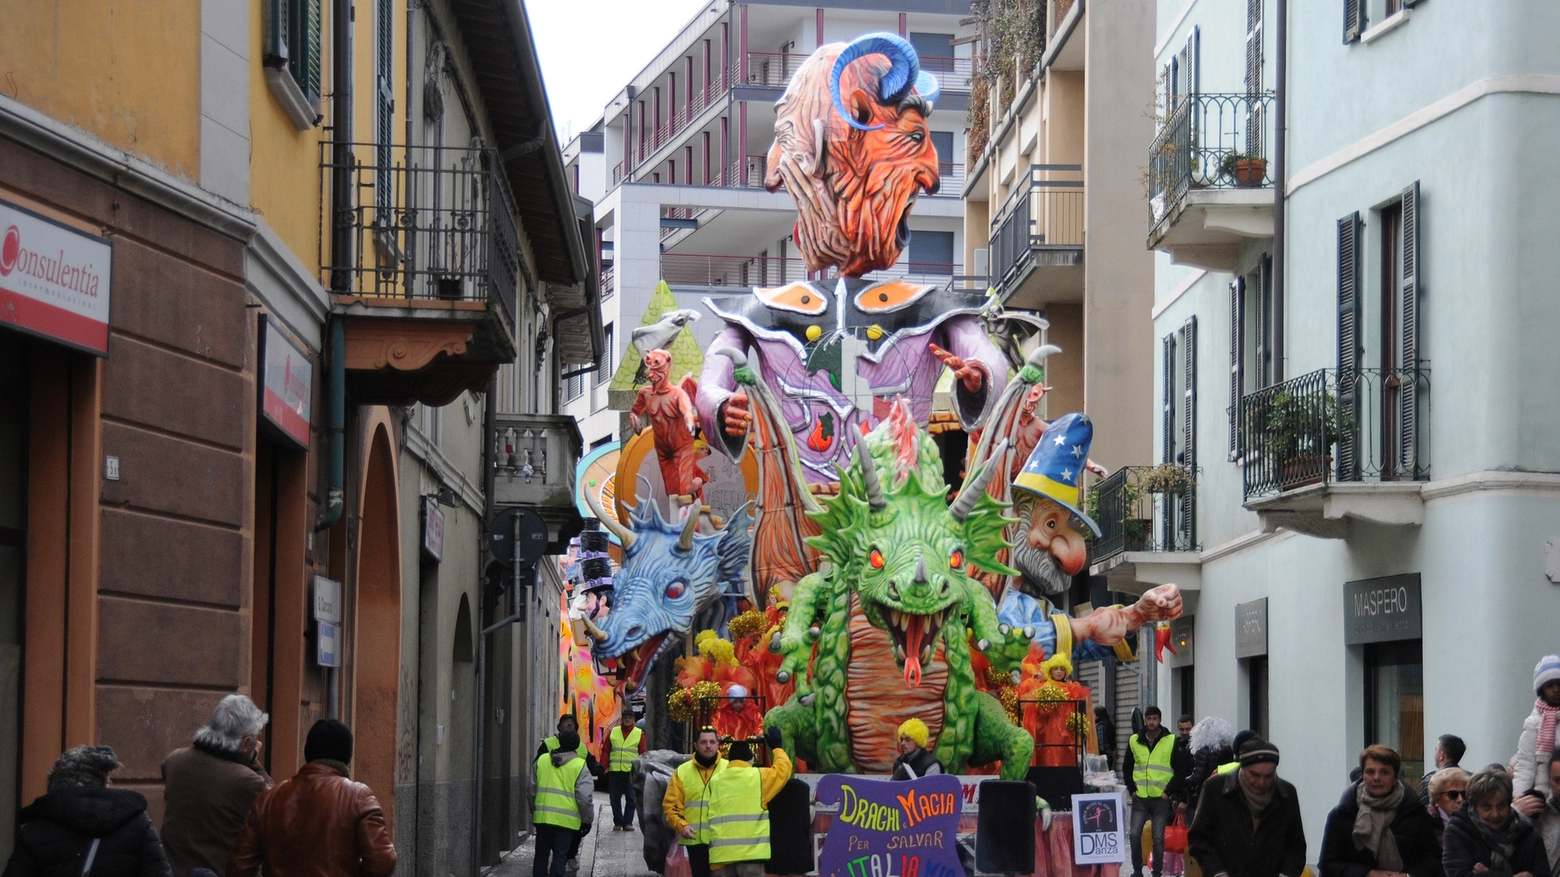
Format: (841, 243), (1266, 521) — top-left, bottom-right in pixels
(1011, 514), (1071, 597)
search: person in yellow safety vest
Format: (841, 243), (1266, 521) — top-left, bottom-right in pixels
(665, 727), (727, 877)
(705, 727), (792, 877)
(1126, 706), (1177, 877)
(529, 730), (594, 877)
(537, 714), (604, 874)
(606, 710), (645, 831)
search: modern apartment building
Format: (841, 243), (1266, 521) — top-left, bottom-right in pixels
(960, 0), (1158, 759)
(563, 0), (978, 447)
(1128, 0), (1560, 845)
(0, 1), (596, 872)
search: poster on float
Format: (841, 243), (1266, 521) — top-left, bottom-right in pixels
(1071, 792), (1127, 864)
(1073, 792), (1123, 861)
(815, 774), (963, 877)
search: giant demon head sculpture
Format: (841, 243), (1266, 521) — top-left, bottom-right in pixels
(766, 34), (942, 277)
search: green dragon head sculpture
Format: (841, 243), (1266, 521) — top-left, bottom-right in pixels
(807, 404), (1016, 688)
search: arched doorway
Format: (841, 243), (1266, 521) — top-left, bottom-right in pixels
(353, 419), (402, 833)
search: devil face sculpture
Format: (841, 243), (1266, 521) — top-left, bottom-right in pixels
(766, 34), (941, 277)
(581, 495), (754, 692)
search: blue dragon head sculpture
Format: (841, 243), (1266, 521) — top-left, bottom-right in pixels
(581, 493), (754, 692)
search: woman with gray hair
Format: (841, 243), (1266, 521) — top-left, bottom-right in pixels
(159, 695), (272, 877)
(1442, 769), (1550, 877)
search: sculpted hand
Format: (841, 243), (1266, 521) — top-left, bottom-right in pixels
(722, 391), (752, 437)
(929, 344), (985, 394)
(1128, 584), (1183, 627)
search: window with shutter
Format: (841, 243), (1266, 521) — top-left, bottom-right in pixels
(1245, 1), (1263, 156)
(1180, 317), (1197, 548)
(1162, 334), (1177, 466)
(1336, 212), (1363, 481)
(375, 0), (395, 216)
(1344, 0), (1364, 43)
(1229, 278), (1245, 459)
(1399, 181), (1422, 477)
(263, 0), (322, 126)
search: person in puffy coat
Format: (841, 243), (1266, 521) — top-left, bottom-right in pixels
(1319, 745), (1442, 877)
(2, 745), (172, 877)
(1443, 769), (1550, 877)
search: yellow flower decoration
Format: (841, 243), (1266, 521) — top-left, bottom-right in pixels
(727, 610), (768, 641)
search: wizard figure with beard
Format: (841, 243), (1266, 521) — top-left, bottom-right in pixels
(696, 34), (1009, 486)
(995, 413), (1183, 664)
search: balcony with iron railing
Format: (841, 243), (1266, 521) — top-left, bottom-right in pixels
(1146, 92), (1276, 269)
(1239, 366), (1430, 537)
(1088, 464), (1203, 592)
(988, 164), (1084, 309)
(320, 140), (521, 405)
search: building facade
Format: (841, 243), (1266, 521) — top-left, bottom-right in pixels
(1133, 0), (1560, 848)
(0, 1), (596, 872)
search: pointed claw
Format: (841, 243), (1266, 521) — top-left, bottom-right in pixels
(977, 638), (990, 651)
(800, 694), (816, 706)
(776, 669), (791, 685)
(1023, 626), (1035, 639)
(807, 625), (821, 641)
(998, 623), (1011, 636)
(769, 631), (782, 653)
(1011, 670), (1023, 685)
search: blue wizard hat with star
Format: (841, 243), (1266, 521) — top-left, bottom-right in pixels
(1012, 412), (1100, 537)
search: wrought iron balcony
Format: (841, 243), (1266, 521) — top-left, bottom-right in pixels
(1240, 367), (1430, 501)
(989, 165), (1084, 308)
(1146, 93), (1276, 268)
(321, 141), (519, 341)
(1090, 465), (1200, 568)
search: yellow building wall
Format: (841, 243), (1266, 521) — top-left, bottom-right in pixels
(0, 0), (201, 179)
(248, 0), (328, 279)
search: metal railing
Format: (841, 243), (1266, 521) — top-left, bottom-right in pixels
(744, 52), (810, 87)
(641, 63), (740, 165)
(660, 253), (963, 289)
(1148, 92), (1276, 234)
(599, 263), (614, 299)
(989, 164), (1084, 294)
(920, 56), (974, 92)
(320, 141), (518, 335)
(1090, 465), (1200, 566)
(937, 162), (965, 194)
(1239, 367), (1430, 499)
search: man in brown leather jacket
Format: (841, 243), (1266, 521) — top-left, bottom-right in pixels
(226, 719), (396, 877)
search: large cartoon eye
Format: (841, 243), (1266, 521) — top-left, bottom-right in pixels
(666, 580), (687, 599)
(949, 549), (964, 569)
(869, 548), (885, 570)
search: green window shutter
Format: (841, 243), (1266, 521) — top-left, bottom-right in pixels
(1399, 181), (1422, 477)
(1344, 0), (1364, 43)
(265, 0), (289, 68)
(303, 0), (323, 107)
(1336, 212), (1363, 481)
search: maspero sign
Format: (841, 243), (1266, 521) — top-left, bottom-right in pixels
(1344, 573), (1421, 645)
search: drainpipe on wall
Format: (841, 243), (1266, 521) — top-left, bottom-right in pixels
(330, 0), (354, 292)
(1272, 0), (1288, 378)
(315, 317), (346, 532)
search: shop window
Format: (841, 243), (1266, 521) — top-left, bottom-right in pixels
(0, 336), (27, 863)
(1366, 639), (1424, 779)
(1177, 666), (1195, 721)
(1246, 655), (1269, 739)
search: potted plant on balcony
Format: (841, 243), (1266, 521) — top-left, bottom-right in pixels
(1219, 152), (1268, 188)
(1249, 387), (1351, 487)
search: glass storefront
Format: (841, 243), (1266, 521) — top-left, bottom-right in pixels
(0, 332), (28, 862)
(1366, 639), (1425, 783)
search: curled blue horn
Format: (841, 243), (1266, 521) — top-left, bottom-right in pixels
(829, 33), (921, 132)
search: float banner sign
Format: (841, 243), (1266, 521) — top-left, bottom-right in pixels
(0, 197), (112, 355)
(1071, 793), (1127, 864)
(815, 774), (963, 877)
(1344, 573), (1422, 645)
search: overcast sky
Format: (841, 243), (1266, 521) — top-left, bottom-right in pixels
(531, 0), (714, 142)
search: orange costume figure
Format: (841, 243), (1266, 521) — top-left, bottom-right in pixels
(1017, 649), (1093, 768)
(629, 349), (704, 500)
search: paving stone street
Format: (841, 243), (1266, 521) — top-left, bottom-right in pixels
(497, 793), (655, 877)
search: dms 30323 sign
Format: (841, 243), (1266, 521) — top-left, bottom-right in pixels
(0, 198), (111, 355)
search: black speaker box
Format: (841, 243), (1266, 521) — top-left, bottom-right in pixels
(766, 778), (814, 874)
(1026, 765), (1087, 807)
(975, 780), (1036, 873)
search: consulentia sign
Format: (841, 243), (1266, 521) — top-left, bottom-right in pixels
(0, 198), (112, 355)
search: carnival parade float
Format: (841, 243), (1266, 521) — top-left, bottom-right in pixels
(556, 32), (1183, 877)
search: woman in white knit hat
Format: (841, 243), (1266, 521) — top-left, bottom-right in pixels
(1514, 655), (1560, 798)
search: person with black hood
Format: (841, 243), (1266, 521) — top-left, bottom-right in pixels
(1188, 736), (1306, 877)
(1319, 745), (1442, 877)
(1442, 768), (1550, 877)
(3, 745), (172, 877)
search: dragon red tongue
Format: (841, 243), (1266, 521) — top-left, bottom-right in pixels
(903, 614), (924, 688)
